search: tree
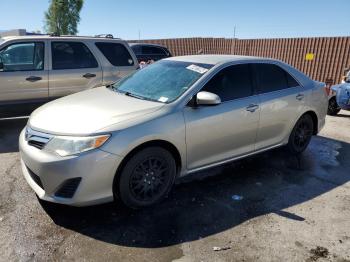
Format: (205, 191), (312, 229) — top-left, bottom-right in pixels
(44, 0), (84, 35)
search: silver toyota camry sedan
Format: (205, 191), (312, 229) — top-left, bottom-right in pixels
(19, 55), (328, 208)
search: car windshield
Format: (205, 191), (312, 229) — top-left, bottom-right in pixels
(112, 60), (213, 103)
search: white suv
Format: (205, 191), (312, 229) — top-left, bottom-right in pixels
(0, 35), (138, 118)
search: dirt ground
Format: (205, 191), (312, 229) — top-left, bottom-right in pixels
(0, 111), (349, 262)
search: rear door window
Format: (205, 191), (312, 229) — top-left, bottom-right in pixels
(96, 42), (134, 66)
(0, 42), (44, 71)
(51, 42), (98, 70)
(142, 46), (166, 55)
(130, 45), (141, 55)
(202, 64), (254, 102)
(286, 72), (299, 87)
(254, 63), (298, 93)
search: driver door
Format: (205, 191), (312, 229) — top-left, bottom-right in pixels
(0, 41), (48, 117)
(183, 64), (260, 170)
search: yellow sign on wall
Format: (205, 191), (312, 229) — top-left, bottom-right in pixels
(305, 53), (314, 61)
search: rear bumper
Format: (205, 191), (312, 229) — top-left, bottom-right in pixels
(19, 129), (122, 206)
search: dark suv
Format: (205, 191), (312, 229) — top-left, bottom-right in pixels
(129, 43), (172, 63)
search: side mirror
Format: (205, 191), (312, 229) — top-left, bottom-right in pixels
(196, 91), (221, 106)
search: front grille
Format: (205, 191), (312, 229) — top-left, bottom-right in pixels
(55, 178), (82, 198)
(27, 167), (44, 189)
(25, 127), (52, 150)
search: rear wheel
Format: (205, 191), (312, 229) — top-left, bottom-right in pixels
(327, 97), (341, 115)
(287, 114), (314, 154)
(116, 147), (176, 208)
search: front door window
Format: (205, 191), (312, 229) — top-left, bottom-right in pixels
(0, 42), (44, 72)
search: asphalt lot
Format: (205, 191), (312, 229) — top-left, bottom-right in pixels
(0, 112), (350, 262)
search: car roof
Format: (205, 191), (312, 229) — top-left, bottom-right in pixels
(0, 35), (124, 42)
(166, 54), (277, 65)
(129, 42), (168, 49)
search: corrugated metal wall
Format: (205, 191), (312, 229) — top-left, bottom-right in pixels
(131, 37), (350, 85)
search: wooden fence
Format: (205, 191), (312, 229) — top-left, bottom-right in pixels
(130, 37), (350, 85)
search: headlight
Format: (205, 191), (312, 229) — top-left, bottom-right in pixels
(44, 134), (110, 157)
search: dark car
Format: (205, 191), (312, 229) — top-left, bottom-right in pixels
(129, 43), (172, 63)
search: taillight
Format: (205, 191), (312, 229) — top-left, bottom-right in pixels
(324, 86), (330, 96)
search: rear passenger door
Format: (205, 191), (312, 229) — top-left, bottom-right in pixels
(253, 63), (306, 150)
(48, 41), (102, 99)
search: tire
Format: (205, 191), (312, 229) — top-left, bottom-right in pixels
(327, 97), (341, 116)
(287, 114), (314, 154)
(116, 147), (176, 208)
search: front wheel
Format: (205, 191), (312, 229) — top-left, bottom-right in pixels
(327, 97), (341, 115)
(287, 114), (314, 154)
(116, 147), (176, 208)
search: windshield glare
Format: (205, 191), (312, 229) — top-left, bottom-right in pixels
(112, 60), (213, 103)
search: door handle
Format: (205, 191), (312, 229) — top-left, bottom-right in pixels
(296, 93), (304, 100)
(83, 73), (96, 79)
(246, 104), (259, 112)
(26, 76), (42, 82)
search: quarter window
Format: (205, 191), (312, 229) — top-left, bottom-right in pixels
(202, 64), (253, 102)
(96, 42), (134, 66)
(0, 42), (44, 72)
(52, 42), (98, 70)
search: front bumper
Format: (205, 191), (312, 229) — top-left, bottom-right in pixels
(19, 129), (122, 206)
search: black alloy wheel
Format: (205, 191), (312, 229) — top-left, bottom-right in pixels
(327, 97), (341, 116)
(288, 114), (314, 154)
(116, 147), (176, 208)
(130, 156), (170, 202)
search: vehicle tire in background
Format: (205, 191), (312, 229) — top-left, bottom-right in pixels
(287, 114), (314, 154)
(327, 97), (341, 115)
(116, 147), (176, 208)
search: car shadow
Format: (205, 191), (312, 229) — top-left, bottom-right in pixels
(38, 135), (350, 248)
(0, 118), (28, 153)
(335, 113), (350, 118)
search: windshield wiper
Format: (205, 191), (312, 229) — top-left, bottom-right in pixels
(111, 88), (160, 103)
(124, 92), (147, 100)
(124, 91), (162, 103)
(108, 85), (127, 94)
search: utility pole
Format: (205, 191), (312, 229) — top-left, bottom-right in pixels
(138, 30), (141, 41)
(231, 25), (237, 55)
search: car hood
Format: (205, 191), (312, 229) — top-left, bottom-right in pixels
(29, 86), (164, 135)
